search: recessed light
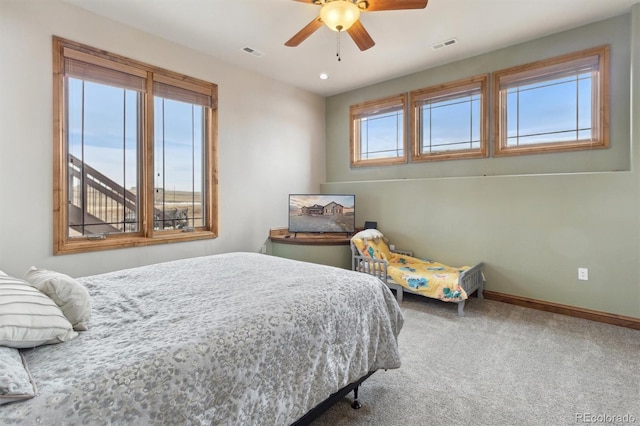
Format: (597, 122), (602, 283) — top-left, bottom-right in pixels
(319, 73), (329, 80)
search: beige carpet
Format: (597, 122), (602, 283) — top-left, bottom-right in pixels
(313, 294), (640, 426)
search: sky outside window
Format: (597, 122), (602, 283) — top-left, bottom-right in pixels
(67, 80), (205, 194)
(506, 72), (592, 145)
(420, 93), (481, 152)
(360, 109), (403, 159)
(68, 78), (139, 192)
(154, 97), (204, 193)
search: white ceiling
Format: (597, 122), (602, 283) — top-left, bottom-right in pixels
(64, 0), (638, 97)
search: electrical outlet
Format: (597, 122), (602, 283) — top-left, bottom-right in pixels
(260, 244), (267, 254)
(578, 268), (588, 281)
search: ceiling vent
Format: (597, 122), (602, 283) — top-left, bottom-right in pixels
(241, 46), (264, 58)
(431, 38), (458, 51)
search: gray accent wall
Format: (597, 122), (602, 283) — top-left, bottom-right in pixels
(323, 10), (640, 318)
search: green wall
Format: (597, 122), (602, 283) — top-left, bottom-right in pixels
(322, 11), (640, 318)
(270, 243), (352, 270)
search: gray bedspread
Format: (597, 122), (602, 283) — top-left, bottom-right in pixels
(2, 252), (403, 425)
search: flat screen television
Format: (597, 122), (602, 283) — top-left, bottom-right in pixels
(288, 194), (355, 234)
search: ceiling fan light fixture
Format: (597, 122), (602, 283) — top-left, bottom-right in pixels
(320, 0), (360, 32)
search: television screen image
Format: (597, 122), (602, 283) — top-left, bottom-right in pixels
(289, 194), (355, 234)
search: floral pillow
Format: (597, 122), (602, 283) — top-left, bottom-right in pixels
(352, 232), (393, 261)
(369, 238), (393, 260)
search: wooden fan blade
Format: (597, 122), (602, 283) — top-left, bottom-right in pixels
(285, 17), (323, 47)
(360, 0), (428, 11)
(347, 20), (375, 51)
(292, 0), (322, 4)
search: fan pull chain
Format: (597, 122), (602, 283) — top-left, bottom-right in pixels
(336, 25), (343, 62)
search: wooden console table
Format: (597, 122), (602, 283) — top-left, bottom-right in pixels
(269, 228), (353, 246)
(268, 228), (358, 269)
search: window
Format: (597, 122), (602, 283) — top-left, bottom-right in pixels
(410, 74), (489, 162)
(350, 94), (407, 167)
(53, 37), (218, 254)
(493, 45), (609, 156)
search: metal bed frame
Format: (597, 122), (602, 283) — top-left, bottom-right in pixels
(291, 371), (374, 425)
(350, 242), (484, 316)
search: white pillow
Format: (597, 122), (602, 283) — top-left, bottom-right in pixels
(0, 275), (77, 348)
(352, 228), (384, 241)
(0, 346), (36, 405)
(24, 267), (92, 331)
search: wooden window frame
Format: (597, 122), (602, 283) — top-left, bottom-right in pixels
(350, 94), (408, 167)
(492, 45), (610, 157)
(410, 74), (489, 162)
(53, 36), (218, 255)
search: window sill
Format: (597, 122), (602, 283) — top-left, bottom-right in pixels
(411, 150), (487, 162)
(54, 230), (218, 255)
(493, 140), (608, 157)
(351, 157), (407, 168)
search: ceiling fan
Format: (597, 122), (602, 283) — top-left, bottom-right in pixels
(285, 0), (429, 52)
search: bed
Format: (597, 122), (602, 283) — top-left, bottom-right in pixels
(0, 252), (403, 425)
(351, 229), (484, 316)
